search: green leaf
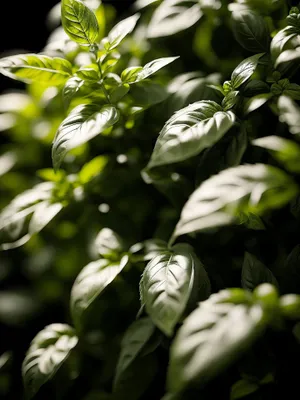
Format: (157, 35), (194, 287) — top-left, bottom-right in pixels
(278, 95), (300, 135)
(231, 10), (270, 52)
(130, 81), (169, 107)
(271, 27), (298, 61)
(140, 243), (210, 336)
(113, 318), (156, 389)
(241, 252), (278, 291)
(52, 104), (119, 170)
(75, 64), (100, 81)
(61, 0), (99, 46)
(147, 101), (235, 168)
(253, 135), (300, 173)
(63, 77), (84, 108)
(167, 293), (266, 392)
(94, 228), (124, 259)
(231, 54), (264, 89)
(222, 91), (240, 111)
(147, 0), (203, 38)
(0, 54), (72, 84)
(79, 155), (109, 184)
(113, 352), (158, 400)
(105, 13), (140, 51)
(70, 255), (129, 326)
(280, 294), (300, 320)
(22, 324), (78, 398)
(243, 93), (272, 115)
(0, 183), (64, 250)
(174, 164), (298, 239)
(230, 379), (259, 400)
(275, 48), (300, 67)
(134, 0), (160, 10)
(123, 57), (179, 84)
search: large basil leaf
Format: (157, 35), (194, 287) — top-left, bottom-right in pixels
(61, 0), (99, 46)
(231, 10), (270, 52)
(70, 255), (129, 326)
(52, 104), (119, 170)
(0, 54), (72, 84)
(22, 324), (78, 398)
(174, 164), (298, 239)
(231, 54), (264, 89)
(147, 101), (235, 168)
(105, 14), (140, 51)
(167, 291), (266, 392)
(241, 252), (278, 291)
(113, 317), (156, 389)
(278, 95), (300, 135)
(140, 243), (210, 336)
(253, 135), (300, 173)
(147, 0), (203, 38)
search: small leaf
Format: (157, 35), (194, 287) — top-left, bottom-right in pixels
(174, 164), (298, 239)
(79, 155), (109, 184)
(94, 228), (124, 259)
(70, 255), (129, 326)
(241, 252), (278, 291)
(114, 318), (156, 389)
(231, 54), (264, 89)
(76, 64), (100, 81)
(243, 93), (272, 115)
(280, 294), (300, 320)
(52, 104), (119, 170)
(140, 243), (210, 336)
(125, 57), (179, 84)
(167, 293), (266, 392)
(231, 10), (270, 52)
(278, 95), (300, 135)
(230, 379), (259, 400)
(22, 324), (78, 398)
(0, 54), (72, 84)
(63, 76), (84, 108)
(147, 0), (203, 38)
(105, 13), (140, 51)
(253, 135), (300, 173)
(147, 101), (235, 168)
(61, 0), (99, 46)
(222, 91), (239, 111)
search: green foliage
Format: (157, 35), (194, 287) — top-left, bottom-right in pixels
(2, 1), (300, 399)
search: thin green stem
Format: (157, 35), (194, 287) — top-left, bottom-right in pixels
(92, 49), (111, 104)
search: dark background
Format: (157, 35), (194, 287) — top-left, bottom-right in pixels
(0, 0), (135, 92)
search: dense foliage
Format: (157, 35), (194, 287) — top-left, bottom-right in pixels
(1, 0), (300, 399)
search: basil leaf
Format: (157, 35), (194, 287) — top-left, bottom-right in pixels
(167, 294), (266, 392)
(140, 243), (210, 336)
(230, 379), (259, 400)
(105, 14), (140, 51)
(75, 64), (100, 81)
(62, 76), (84, 108)
(147, 101), (235, 168)
(113, 317), (156, 389)
(61, 0), (99, 46)
(174, 164), (298, 239)
(147, 0), (203, 38)
(0, 54), (72, 84)
(242, 252), (278, 291)
(243, 93), (272, 115)
(278, 95), (300, 135)
(231, 54), (264, 89)
(70, 255), (129, 327)
(232, 10), (270, 52)
(52, 104), (119, 170)
(253, 135), (300, 173)
(22, 324), (78, 399)
(271, 27), (298, 61)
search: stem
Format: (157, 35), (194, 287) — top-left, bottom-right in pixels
(92, 49), (111, 104)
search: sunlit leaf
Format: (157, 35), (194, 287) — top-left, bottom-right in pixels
(52, 104), (119, 170)
(104, 13), (140, 51)
(22, 324), (78, 398)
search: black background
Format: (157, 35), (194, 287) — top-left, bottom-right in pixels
(0, 0), (135, 92)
